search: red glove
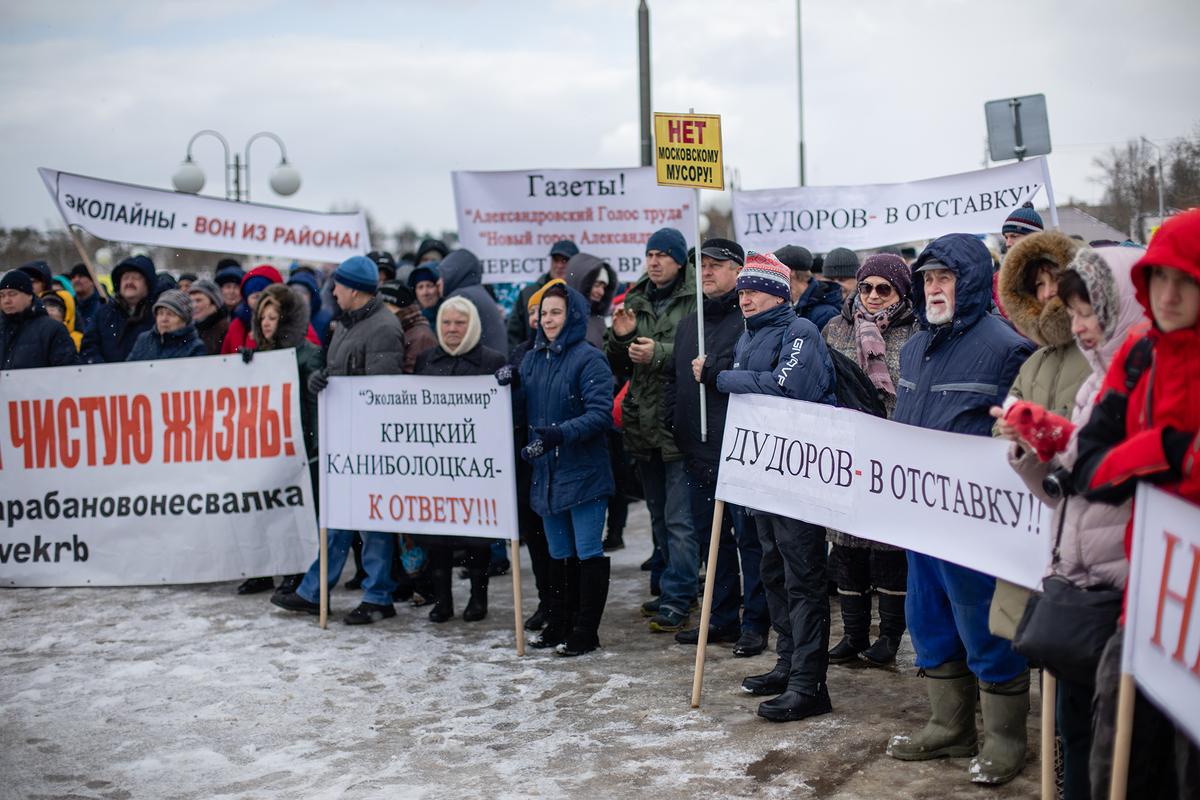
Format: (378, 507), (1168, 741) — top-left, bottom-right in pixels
(1005, 401), (1076, 462)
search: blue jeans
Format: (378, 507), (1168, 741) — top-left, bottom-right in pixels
(905, 551), (1027, 684)
(297, 529), (397, 606)
(542, 497), (609, 560)
(640, 453), (697, 616)
(688, 476), (768, 633)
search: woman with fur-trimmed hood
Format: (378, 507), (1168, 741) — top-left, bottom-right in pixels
(237, 283), (325, 597)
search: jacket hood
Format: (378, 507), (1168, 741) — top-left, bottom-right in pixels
(253, 283), (311, 351)
(286, 270), (323, 318)
(241, 264), (284, 290)
(912, 234), (994, 331)
(1132, 208), (1200, 331)
(534, 285), (590, 354)
(564, 253), (616, 315)
(798, 277), (842, 314)
(1069, 246), (1148, 377)
(436, 295), (481, 356)
(111, 255), (157, 294)
(438, 250), (481, 295)
(998, 229), (1080, 346)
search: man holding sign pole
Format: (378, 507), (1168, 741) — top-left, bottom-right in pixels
(715, 251), (838, 722)
(886, 235), (1035, 785)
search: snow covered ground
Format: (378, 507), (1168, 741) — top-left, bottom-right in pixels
(1, 505), (1043, 799)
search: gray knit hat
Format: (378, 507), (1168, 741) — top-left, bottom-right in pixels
(186, 279), (222, 312)
(154, 289), (193, 324)
(822, 247), (860, 279)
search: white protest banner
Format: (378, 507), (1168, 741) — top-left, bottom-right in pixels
(715, 394), (1052, 589)
(0, 352), (317, 587)
(319, 375), (518, 540)
(452, 167), (699, 283)
(731, 158), (1052, 253)
(1122, 485), (1200, 746)
(39, 167), (369, 262)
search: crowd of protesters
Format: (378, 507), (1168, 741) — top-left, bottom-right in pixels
(3, 203), (1198, 797)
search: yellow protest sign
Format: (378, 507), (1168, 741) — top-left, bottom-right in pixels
(654, 112), (723, 191)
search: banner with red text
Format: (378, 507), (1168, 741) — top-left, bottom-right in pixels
(319, 375), (518, 540)
(731, 158), (1051, 253)
(452, 167), (698, 283)
(1123, 485), (1200, 745)
(39, 167), (368, 262)
(0, 352), (318, 587)
(715, 394), (1053, 589)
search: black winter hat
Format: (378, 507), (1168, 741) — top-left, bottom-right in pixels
(1, 270), (35, 295)
(774, 245), (813, 273)
(19, 260), (53, 288)
(822, 247), (860, 279)
(367, 251), (398, 279)
(214, 264), (245, 286)
(415, 239), (450, 264)
(178, 272), (199, 283)
(112, 255), (156, 288)
(67, 263), (92, 280)
(379, 279), (417, 308)
(700, 238), (745, 266)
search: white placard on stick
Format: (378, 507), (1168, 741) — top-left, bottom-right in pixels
(715, 394), (1053, 589)
(319, 375), (519, 540)
(1122, 484), (1200, 746)
(731, 158), (1052, 253)
(39, 167), (369, 262)
(0, 352), (318, 587)
(452, 167), (698, 284)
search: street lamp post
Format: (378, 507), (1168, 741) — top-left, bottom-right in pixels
(1141, 136), (1165, 221)
(171, 129), (301, 202)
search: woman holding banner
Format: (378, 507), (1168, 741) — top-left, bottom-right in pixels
(414, 296), (507, 623)
(518, 283), (614, 656)
(820, 253), (919, 667)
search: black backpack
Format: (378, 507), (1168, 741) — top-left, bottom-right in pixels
(828, 348), (888, 418)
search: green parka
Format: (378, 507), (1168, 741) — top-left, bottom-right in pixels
(605, 265), (697, 461)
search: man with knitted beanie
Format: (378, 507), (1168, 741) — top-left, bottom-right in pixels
(1001, 202), (1044, 250)
(821, 247), (861, 297)
(716, 251), (838, 722)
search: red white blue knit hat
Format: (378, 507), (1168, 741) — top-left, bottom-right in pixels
(1002, 202), (1044, 236)
(736, 251), (792, 301)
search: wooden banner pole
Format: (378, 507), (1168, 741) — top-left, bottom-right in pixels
(66, 226), (102, 294)
(318, 527), (328, 630)
(1108, 673), (1136, 800)
(690, 499), (725, 708)
(1041, 671), (1057, 800)
(511, 539), (525, 657)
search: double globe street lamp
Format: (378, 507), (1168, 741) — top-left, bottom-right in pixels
(171, 129), (301, 202)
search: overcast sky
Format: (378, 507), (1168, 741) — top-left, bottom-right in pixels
(2, 0), (1197, 240)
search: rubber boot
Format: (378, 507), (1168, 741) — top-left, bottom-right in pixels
(887, 660), (979, 761)
(462, 569), (489, 622)
(427, 569), (455, 623)
(828, 592), (871, 664)
(860, 591), (905, 667)
(558, 556), (609, 657)
(970, 671), (1030, 784)
(530, 558), (571, 649)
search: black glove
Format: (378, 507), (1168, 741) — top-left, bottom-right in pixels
(495, 364), (515, 386)
(240, 346), (255, 364)
(1163, 428), (1195, 475)
(308, 370), (329, 395)
(521, 439), (546, 463)
(532, 425), (563, 449)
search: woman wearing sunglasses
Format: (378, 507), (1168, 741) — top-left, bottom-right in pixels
(820, 253), (920, 667)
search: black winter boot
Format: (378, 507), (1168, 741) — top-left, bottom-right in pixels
(427, 569), (454, 623)
(558, 556), (609, 657)
(828, 592), (871, 663)
(463, 570), (489, 622)
(237, 577), (275, 595)
(345, 534), (367, 589)
(860, 591), (906, 667)
(530, 558), (572, 649)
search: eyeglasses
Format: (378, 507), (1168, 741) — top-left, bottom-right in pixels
(858, 282), (894, 299)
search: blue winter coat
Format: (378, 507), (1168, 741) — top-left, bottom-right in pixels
(126, 324), (208, 362)
(519, 286), (615, 516)
(794, 279), (842, 333)
(81, 256), (161, 364)
(893, 234), (1034, 436)
(716, 301), (836, 404)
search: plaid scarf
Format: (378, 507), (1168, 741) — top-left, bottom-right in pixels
(851, 296), (908, 399)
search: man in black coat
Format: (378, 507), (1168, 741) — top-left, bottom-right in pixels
(0, 270), (78, 370)
(81, 255), (160, 363)
(663, 238), (769, 656)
